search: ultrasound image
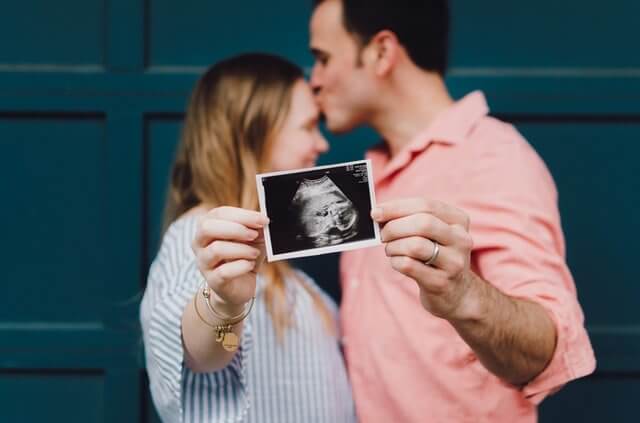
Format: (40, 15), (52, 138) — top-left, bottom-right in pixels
(260, 162), (376, 256)
(291, 176), (359, 247)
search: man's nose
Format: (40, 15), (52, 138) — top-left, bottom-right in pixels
(310, 65), (322, 94)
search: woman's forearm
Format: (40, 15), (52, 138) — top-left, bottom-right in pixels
(181, 291), (245, 373)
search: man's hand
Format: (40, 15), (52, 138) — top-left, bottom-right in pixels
(372, 197), (477, 320)
(372, 197), (558, 385)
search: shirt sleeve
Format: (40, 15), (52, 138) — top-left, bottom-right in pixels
(460, 133), (596, 403)
(140, 220), (252, 422)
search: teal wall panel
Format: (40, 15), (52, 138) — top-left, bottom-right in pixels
(0, 0), (638, 421)
(0, 0), (105, 66)
(147, 0), (313, 67)
(450, 0), (640, 68)
(540, 374), (640, 421)
(0, 115), (106, 323)
(144, 116), (182, 262)
(0, 370), (105, 423)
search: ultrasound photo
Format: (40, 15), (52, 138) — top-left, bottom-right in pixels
(256, 160), (381, 262)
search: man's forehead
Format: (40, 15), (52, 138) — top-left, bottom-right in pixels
(311, 0), (358, 54)
(310, 0), (343, 38)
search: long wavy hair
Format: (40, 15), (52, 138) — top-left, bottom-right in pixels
(164, 53), (333, 340)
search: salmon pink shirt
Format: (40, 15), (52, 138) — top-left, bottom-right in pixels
(340, 91), (596, 422)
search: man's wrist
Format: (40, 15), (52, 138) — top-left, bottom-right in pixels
(447, 272), (490, 325)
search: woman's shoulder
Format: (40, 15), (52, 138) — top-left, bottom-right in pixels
(161, 205), (211, 253)
(166, 212), (200, 240)
(163, 214), (199, 251)
(149, 213), (201, 278)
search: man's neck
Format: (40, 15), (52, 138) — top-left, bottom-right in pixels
(370, 72), (453, 158)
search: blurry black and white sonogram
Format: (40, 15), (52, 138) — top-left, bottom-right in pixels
(256, 160), (381, 261)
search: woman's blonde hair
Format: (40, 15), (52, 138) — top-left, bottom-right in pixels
(164, 53), (333, 340)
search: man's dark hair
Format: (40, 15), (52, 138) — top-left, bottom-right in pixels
(313, 0), (450, 75)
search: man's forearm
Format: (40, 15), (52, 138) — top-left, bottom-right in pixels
(447, 272), (557, 386)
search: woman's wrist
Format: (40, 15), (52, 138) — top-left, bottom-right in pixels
(205, 287), (249, 320)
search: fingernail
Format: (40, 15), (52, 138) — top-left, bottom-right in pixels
(247, 230), (259, 240)
(371, 207), (382, 221)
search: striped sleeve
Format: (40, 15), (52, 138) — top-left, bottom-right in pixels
(140, 218), (252, 422)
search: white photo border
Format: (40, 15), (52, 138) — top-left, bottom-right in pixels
(256, 159), (381, 262)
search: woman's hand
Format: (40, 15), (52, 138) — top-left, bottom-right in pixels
(192, 206), (269, 316)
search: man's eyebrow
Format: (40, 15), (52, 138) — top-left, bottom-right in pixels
(310, 47), (327, 57)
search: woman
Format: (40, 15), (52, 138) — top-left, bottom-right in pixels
(140, 53), (355, 423)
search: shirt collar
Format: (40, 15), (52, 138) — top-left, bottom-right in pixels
(409, 90), (490, 151)
(368, 91), (490, 184)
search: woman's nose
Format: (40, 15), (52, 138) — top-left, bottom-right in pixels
(316, 133), (329, 153)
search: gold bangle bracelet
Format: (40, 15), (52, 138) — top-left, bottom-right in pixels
(192, 293), (219, 329)
(200, 283), (255, 326)
(192, 292), (244, 352)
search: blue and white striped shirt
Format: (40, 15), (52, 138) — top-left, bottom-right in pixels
(140, 215), (356, 422)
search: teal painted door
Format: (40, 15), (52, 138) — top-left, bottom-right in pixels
(0, 1), (637, 422)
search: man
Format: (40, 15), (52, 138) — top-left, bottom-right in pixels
(309, 1), (595, 421)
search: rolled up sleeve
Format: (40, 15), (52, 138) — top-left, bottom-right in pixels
(517, 281), (595, 404)
(463, 143), (596, 403)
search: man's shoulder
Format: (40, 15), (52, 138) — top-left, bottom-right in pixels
(462, 115), (557, 197)
(470, 115), (526, 148)
(465, 115), (544, 165)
